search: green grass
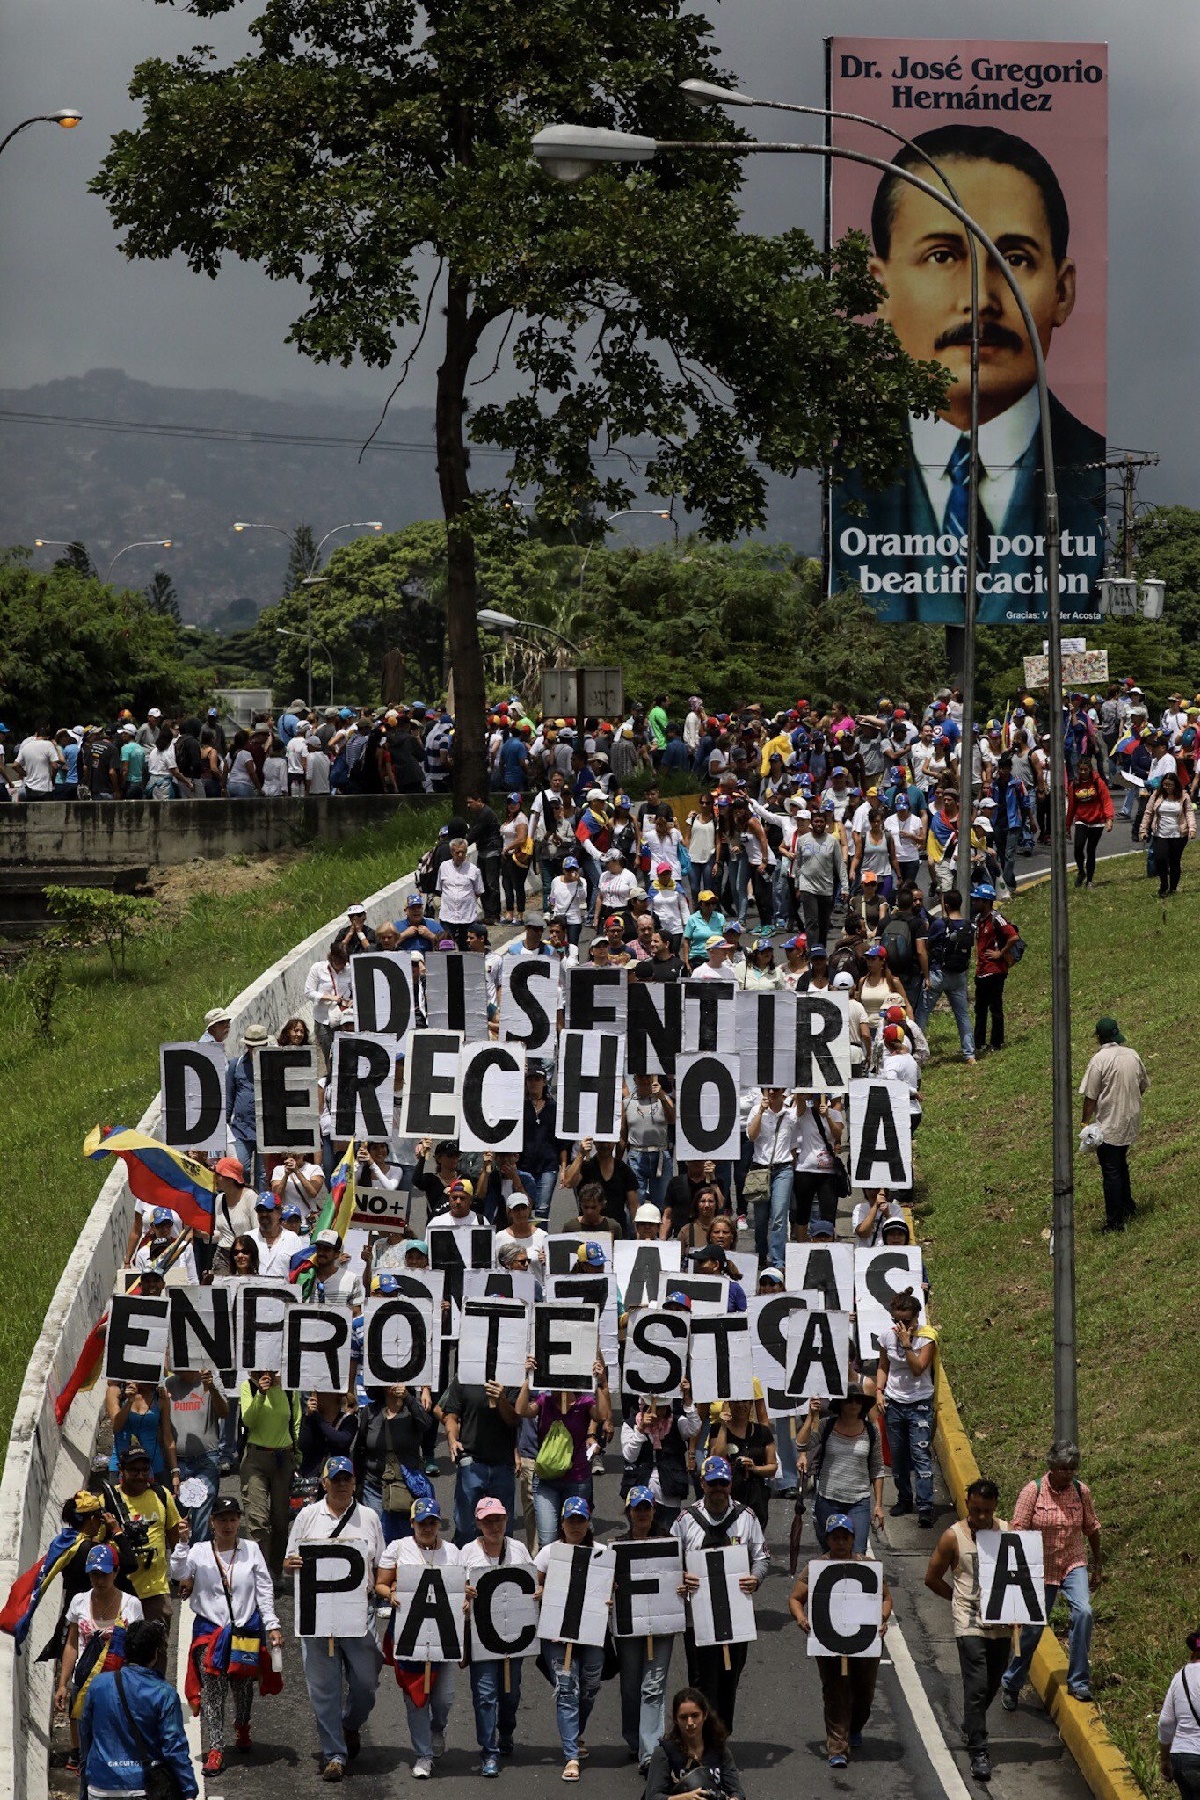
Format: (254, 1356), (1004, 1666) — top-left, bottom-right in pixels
(915, 854), (1192, 1794)
(0, 806), (445, 1444)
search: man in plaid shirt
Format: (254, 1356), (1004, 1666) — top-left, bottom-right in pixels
(1001, 1439), (1104, 1706)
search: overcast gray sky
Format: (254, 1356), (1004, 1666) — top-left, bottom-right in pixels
(1, 0), (1196, 507)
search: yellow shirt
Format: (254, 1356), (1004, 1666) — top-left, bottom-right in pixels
(123, 1484), (181, 1600)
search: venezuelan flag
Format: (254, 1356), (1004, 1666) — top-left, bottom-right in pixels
(288, 1243), (319, 1298)
(0, 1528), (85, 1650)
(54, 1314), (109, 1426)
(84, 1125), (215, 1237)
(69, 1616), (127, 1718)
(326, 1142), (356, 1242)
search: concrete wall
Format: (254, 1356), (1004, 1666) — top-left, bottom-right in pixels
(0, 861), (423, 1800)
(0, 795), (441, 871)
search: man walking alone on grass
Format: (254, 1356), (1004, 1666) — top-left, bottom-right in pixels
(1079, 1016), (1149, 1232)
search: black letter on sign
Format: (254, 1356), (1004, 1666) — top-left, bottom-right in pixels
(332, 1034), (393, 1141)
(505, 959), (555, 1051)
(394, 1569), (460, 1660)
(984, 1534), (1045, 1624)
(559, 1543), (593, 1642)
(678, 1059), (737, 1155)
(168, 1288), (234, 1374)
(853, 1084), (906, 1185)
(626, 982), (682, 1076)
(612, 1541), (680, 1638)
(787, 1311), (844, 1398)
(285, 1307), (350, 1391)
(703, 1548), (734, 1642)
(461, 1044), (522, 1148)
(471, 1565), (539, 1657)
(863, 1250), (914, 1316)
(795, 995), (846, 1089)
(810, 1562), (880, 1656)
(753, 1294), (809, 1412)
(568, 966), (624, 1031)
(403, 1031), (461, 1139)
(352, 953), (413, 1038)
(557, 1031), (622, 1140)
(256, 1047), (319, 1154)
(625, 1310), (688, 1397)
(365, 1299), (428, 1385)
(106, 1295), (170, 1384)
(161, 1045), (224, 1149)
(297, 1542), (366, 1637)
(688, 984), (734, 1052)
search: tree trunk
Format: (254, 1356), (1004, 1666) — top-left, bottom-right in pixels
(436, 267), (487, 810)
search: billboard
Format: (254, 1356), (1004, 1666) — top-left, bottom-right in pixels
(826, 39), (1108, 624)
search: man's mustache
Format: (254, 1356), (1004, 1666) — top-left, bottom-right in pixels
(934, 321), (1025, 354)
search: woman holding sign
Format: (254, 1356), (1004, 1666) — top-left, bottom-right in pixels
(376, 1498), (461, 1779)
(644, 1686), (745, 1800)
(789, 1515), (892, 1770)
(534, 1498), (606, 1781)
(608, 1486), (677, 1772)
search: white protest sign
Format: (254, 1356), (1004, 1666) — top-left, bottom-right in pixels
(785, 1242), (854, 1311)
(681, 983), (738, 1055)
(159, 1042), (227, 1154)
(747, 1292), (817, 1418)
(806, 1558), (884, 1658)
(621, 1307), (690, 1401)
(459, 1041), (525, 1153)
(687, 1314), (756, 1403)
(782, 1308), (850, 1403)
(352, 952), (416, 1040)
(167, 1286), (235, 1375)
(566, 965), (628, 1036)
(555, 1030), (624, 1143)
(468, 1564), (541, 1662)
(361, 1294), (437, 1389)
(331, 1032), (399, 1142)
(499, 957), (560, 1056)
(545, 1233), (613, 1278)
(674, 1054), (742, 1163)
(458, 1298), (530, 1387)
(666, 1273), (728, 1317)
(613, 1239), (682, 1311)
(537, 1542), (616, 1647)
(625, 982), (683, 1076)
(849, 1079), (912, 1191)
(295, 1539), (370, 1638)
(853, 1246), (925, 1360)
(976, 1531), (1047, 1627)
(545, 1273), (618, 1383)
(532, 1303), (600, 1391)
(735, 990), (797, 1090)
(255, 1045), (321, 1156)
(233, 1280), (295, 1381)
(104, 1294), (170, 1383)
(349, 1186), (411, 1236)
(390, 1564), (468, 1661)
(687, 1543), (756, 1647)
(463, 1270), (537, 1310)
(611, 1539), (687, 1639)
(400, 1030), (463, 1140)
(428, 1225), (495, 1274)
(283, 1304), (354, 1393)
(793, 992), (852, 1094)
(424, 952), (489, 1042)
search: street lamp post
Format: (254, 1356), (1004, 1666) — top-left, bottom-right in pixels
(233, 519), (383, 708)
(532, 121), (1077, 1444)
(277, 628), (335, 707)
(0, 110), (82, 159)
(578, 507), (673, 615)
(105, 539), (173, 584)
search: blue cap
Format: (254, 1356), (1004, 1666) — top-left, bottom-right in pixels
(701, 1456), (733, 1484)
(374, 1274), (400, 1296)
(563, 856), (580, 870)
(971, 883), (996, 900)
(626, 1485), (655, 1511)
(404, 1239), (430, 1259)
(508, 791), (523, 804)
(561, 1496), (592, 1521)
(323, 1455), (355, 1479)
(86, 1543), (119, 1575)
(822, 796), (836, 811)
(405, 892), (424, 908)
(665, 1290), (692, 1310)
(254, 1193), (278, 1211)
(824, 1512), (856, 1537)
(725, 919), (743, 934)
(150, 1207), (174, 1225)
(281, 1200), (302, 1220)
(807, 1218), (835, 1240)
(338, 706), (354, 720)
(412, 1498), (442, 1523)
(808, 942), (828, 958)
(577, 1240), (606, 1268)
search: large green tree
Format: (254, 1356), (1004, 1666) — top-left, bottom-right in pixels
(94, 0), (945, 803)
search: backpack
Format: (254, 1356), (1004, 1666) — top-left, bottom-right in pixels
(828, 942), (861, 983)
(880, 913), (915, 975)
(415, 846), (439, 897)
(534, 1418), (575, 1480)
(939, 920), (974, 975)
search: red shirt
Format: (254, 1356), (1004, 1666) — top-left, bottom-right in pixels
(1066, 775), (1113, 827)
(1010, 1476), (1100, 1586)
(975, 911), (1017, 976)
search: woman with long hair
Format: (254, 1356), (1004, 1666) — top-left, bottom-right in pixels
(644, 1686), (745, 1800)
(1141, 769), (1196, 898)
(500, 791), (531, 923)
(1065, 752), (1113, 890)
(1157, 1626), (1200, 1795)
(534, 1497), (605, 1781)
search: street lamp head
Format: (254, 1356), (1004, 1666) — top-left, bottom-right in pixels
(679, 79), (755, 110)
(369, 521), (383, 530)
(531, 123), (657, 182)
(161, 539), (172, 549)
(233, 523), (248, 532)
(301, 576), (328, 587)
(477, 608), (520, 631)
(52, 110), (82, 127)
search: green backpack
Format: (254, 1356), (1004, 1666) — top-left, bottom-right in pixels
(534, 1419), (575, 1480)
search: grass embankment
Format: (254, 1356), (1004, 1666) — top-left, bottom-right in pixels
(915, 854), (1192, 1794)
(0, 806), (445, 1445)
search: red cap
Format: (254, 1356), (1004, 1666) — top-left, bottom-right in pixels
(882, 1023), (904, 1045)
(883, 1004), (907, 1023)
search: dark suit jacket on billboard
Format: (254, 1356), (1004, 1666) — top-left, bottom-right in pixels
(831, 392), (1105, 624)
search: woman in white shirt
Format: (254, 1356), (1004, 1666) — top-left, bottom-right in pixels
(593, 848), (638, 928)
(261, 740), (288, 797)
(534, 1498), (605, 1781)
(548, 858), (587, 943)
(171, 1494), (281, 1776)
(1158, 1629), (1200, 1794)
(376, 1499), (462, 1778)
(499, 795), (531, 924)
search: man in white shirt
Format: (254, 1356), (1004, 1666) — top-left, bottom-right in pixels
(285, 730), (309, 795)
(14, 723), (62, 798)
(250, 1194), (305, 1280)
(745, 1089), (803, 1269)
(673, 1455), (769, 1732)
(376, 1498), (462, 1776)
(284, 1457), (385, 1780)
(310, 1230), (365, 1313)
(304, 945), (354, 1073)
(881, 1025), (923, 1125)
(459, 1497), (536, 1772)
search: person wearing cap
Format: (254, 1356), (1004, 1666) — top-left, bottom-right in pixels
(284, 1457), (385, 1780)
(880, 1024), (923, 1139)
(673, 1454), (769, 1731)
(225, 1021), (271, 1186)
(170, 1493), (281, 1774)
(681, 888), (726, 970)
(877, 1288), (938, 1528)
(632, 1201), (663, 1239)
(604, 1483), (680, 1778)
(309, 1229), (366, 1312)
(594, 845), (639, 930)
(1079, 1017), (1149, 1231)
(441, 1362), (522, 1547)
(547, 854), (587, 943)
(460, 1496), (536, 1772)
(397, 891), (442, 955)
(374, 1499), (461, 1776)
(516, 1345), (612, 1549)
(113, 1446), (187, 1668)
(199, 1004), (233, 1059)
(790, 1512), (893, 1769)
(794, 804), (846, 947)
(687, 931), (735, 984)
(851, 1186), (908, 1246)
(331, 902), (377, 965)
(494, 1185), (549, 1275)
(532, 1496), (604, 1778)
(249, 1191), (305, 1281)
(54, 1541), (145, 1765)
(709, 1392), (776, 1531)
(971, 883), (1019, 1055)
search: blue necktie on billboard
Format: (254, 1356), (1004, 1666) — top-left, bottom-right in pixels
(942, 435), (993, 570)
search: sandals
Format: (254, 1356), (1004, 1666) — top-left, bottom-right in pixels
(562, 1760), (581, 1781)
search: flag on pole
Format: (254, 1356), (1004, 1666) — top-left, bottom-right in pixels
(84, 1126), (215, 1237)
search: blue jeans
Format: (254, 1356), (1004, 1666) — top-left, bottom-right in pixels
(1003, 1564), (1094, 1698)
(751, 1167), (795, 1269)
(886, 1397), (934, 1512)
(300, 1632), (383, 1765)
(629, 1148), (673, 1211)
(231, 1134), (263, 1193)
(403, 1662), (455, 1759)
(362, 1476), (413, 1548)
(916, 967), (976, 1059)
(773, 1415), (798, 1493)
(533, 1476), (591, 1549)
(219, 1396), (240, 1468)
(546, 1639), (604, 1762)
(532, 1167), (558, 1227)
(729, 853), (749, 924)
(453, 1459), (516, 1547)
(616, 1633), (674, 1766)
(177, 1450), (220, 1545)
(813, 1492), (872, 1554)
(470, 1657), (523, 1753)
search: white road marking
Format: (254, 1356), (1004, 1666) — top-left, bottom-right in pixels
(886, 1613), (974, 1799)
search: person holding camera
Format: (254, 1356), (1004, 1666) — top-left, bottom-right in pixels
(643, 1685), (745, 1800)
(115, 1447), (189, 1674)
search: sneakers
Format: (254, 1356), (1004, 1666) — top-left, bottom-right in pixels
(917, 1510), (934, 1528)
(969, 1750), (992, 1782)
(889, 1499), (914, 1517)
(1068, 1684), (1094, 1702)
(425, 1460), (440, 1477)
(64, 1755), (80, 1776)
(482, 1753), (500, 1778)
(829, 1753), (848, 1768)
(1000, 1684), (1018, 1711)
(431, 1728), (446, 1759)
(204, 1750), (225, 1776)
(235, 1724), (253, 1752)
(849, 1732), (864, 1749)
(413, 1758), (433, 1779)
(498, 1738), (515, 1756)
(322, 1759), (345, 1783)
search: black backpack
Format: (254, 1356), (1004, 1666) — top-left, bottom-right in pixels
(939, 920), (974, 975)
(880, 913), (915, 974)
